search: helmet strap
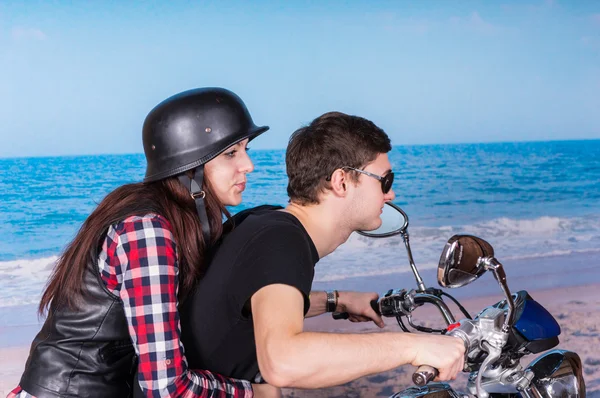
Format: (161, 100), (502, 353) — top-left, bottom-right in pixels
(178, 167), (211, 245)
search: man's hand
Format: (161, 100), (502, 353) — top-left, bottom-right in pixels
(409, 334), (466, 381)
(337, 291), (384, 328)
(251, 284), (464, 388)
(252, 383), (282, 398)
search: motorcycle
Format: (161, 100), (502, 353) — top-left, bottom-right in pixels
(338, 202), (587, 397)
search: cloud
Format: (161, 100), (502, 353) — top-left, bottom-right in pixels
(468, 11), (495, 32)
(500, 0), (556, 14)
(581, 36), (600, 50)
(449, 12), (502, 34)
(387, 18), (431, 35)
(378, 11), (515, 37)
(11, 27), (47, 41)
(369, 12), (431, 35)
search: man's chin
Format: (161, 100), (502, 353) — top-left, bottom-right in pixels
(360, 218), (383, 232)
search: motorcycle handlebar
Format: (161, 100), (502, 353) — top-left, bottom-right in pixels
(412, 328), (471, 387)
(331, 294), (469, 389)
(372, 299), (380, 314)
(412, 293), (456, 324)
(413, 365), (438, 386)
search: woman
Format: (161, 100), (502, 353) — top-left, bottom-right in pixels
(8, 87), (277, 398)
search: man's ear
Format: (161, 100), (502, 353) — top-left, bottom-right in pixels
(329, 169), (348, 197)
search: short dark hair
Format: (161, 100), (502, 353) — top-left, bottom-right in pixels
(286, 112), (392, 205)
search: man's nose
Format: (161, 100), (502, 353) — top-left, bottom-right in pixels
(384, 188), (396, 201)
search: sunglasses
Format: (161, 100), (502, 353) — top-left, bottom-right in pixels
(327, 167), (394, 194)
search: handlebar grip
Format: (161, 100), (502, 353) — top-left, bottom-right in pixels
(332, 312), (349, 320)
(370, 299), (380, 315)
(412, 365), (438, 386)
(332, 299), (380, 320)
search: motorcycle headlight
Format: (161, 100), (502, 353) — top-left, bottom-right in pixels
(390, 383), (462, 398)
(525, 349), (586, 397)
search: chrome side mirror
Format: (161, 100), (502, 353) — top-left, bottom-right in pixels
(356, 201), (408, 238)
(358, 202), (427, 292)
(437, 235), (494, 288)
(524, 350), (586, 397)
(438, 235), (517, 332)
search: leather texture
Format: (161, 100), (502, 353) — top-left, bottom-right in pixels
(19, 260), (137, 398)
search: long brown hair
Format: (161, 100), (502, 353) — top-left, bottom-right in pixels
(38, 170), (228, 316)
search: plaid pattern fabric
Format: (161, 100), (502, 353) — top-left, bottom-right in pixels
(7, 387), (32, 398)
(9, 214), (253, 398)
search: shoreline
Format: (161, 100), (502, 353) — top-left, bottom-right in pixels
(2, 249), (597, 325)
(1, 250), (599, 396)
(312, 249), (600, 299)
(294, 282), (600, 397)
(2, 282), (599, 396)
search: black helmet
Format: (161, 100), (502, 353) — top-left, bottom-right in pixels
(142, 87), (269, 243)
(143, 87), (268, 182)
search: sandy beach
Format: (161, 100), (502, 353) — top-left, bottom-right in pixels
(285, 283), (600, 397)
(1, 284), (598, 397)
(1, 250), (599, 397)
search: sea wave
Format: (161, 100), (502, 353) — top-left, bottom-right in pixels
(502, 247), (600, 261)
(0, 256), (57, 308)
(1, 214), (599, 307)
(313, 214), (600, 283)
(0, 256), (58, 278)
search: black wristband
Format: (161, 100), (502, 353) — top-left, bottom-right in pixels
(326, 290), (338, 312)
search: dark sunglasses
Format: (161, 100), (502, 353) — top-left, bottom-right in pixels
(327, 167), (394, 194)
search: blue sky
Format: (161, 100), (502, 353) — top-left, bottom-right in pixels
(1, 0), (599, 158)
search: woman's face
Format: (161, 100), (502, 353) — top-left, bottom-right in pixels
(204, 138), (254, 207)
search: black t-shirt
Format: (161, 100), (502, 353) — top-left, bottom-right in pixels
(180, 206), (318, 381)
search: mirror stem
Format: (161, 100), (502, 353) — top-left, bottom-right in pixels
(401, 231), (427, 292)
(482, 257), (515, 333)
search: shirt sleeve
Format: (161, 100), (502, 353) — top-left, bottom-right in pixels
(108, 214), (254, 398)
(230, 223), (314, 316)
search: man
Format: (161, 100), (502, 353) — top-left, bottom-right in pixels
(180, 112), (465, 390)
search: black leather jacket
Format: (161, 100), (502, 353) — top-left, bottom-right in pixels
(19, 261), (137, 398)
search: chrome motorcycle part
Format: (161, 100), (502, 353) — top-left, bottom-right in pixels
(389, 383), (465, 398)
(356, 201), (408, 238)
(521, 350), (586, 398)
(410, 291), (457, 325)
(437, 235), (493, 288)
(437, 235), (516, 334)
(412, 365), (438, 387)
(379, 289), (412, 317)
(469, 364), (528, 396)
(364, 212), (586, 398)
(478, 257), (515, 334)
(473, 341), (501, 398)
(358, 202), (427, 291)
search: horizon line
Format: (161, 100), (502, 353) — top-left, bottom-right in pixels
(1, 137), (598, 160)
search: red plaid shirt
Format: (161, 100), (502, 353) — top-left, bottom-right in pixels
(9, 214), (253, 398)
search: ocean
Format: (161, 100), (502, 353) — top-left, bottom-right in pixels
(1, 140), (599, 310)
